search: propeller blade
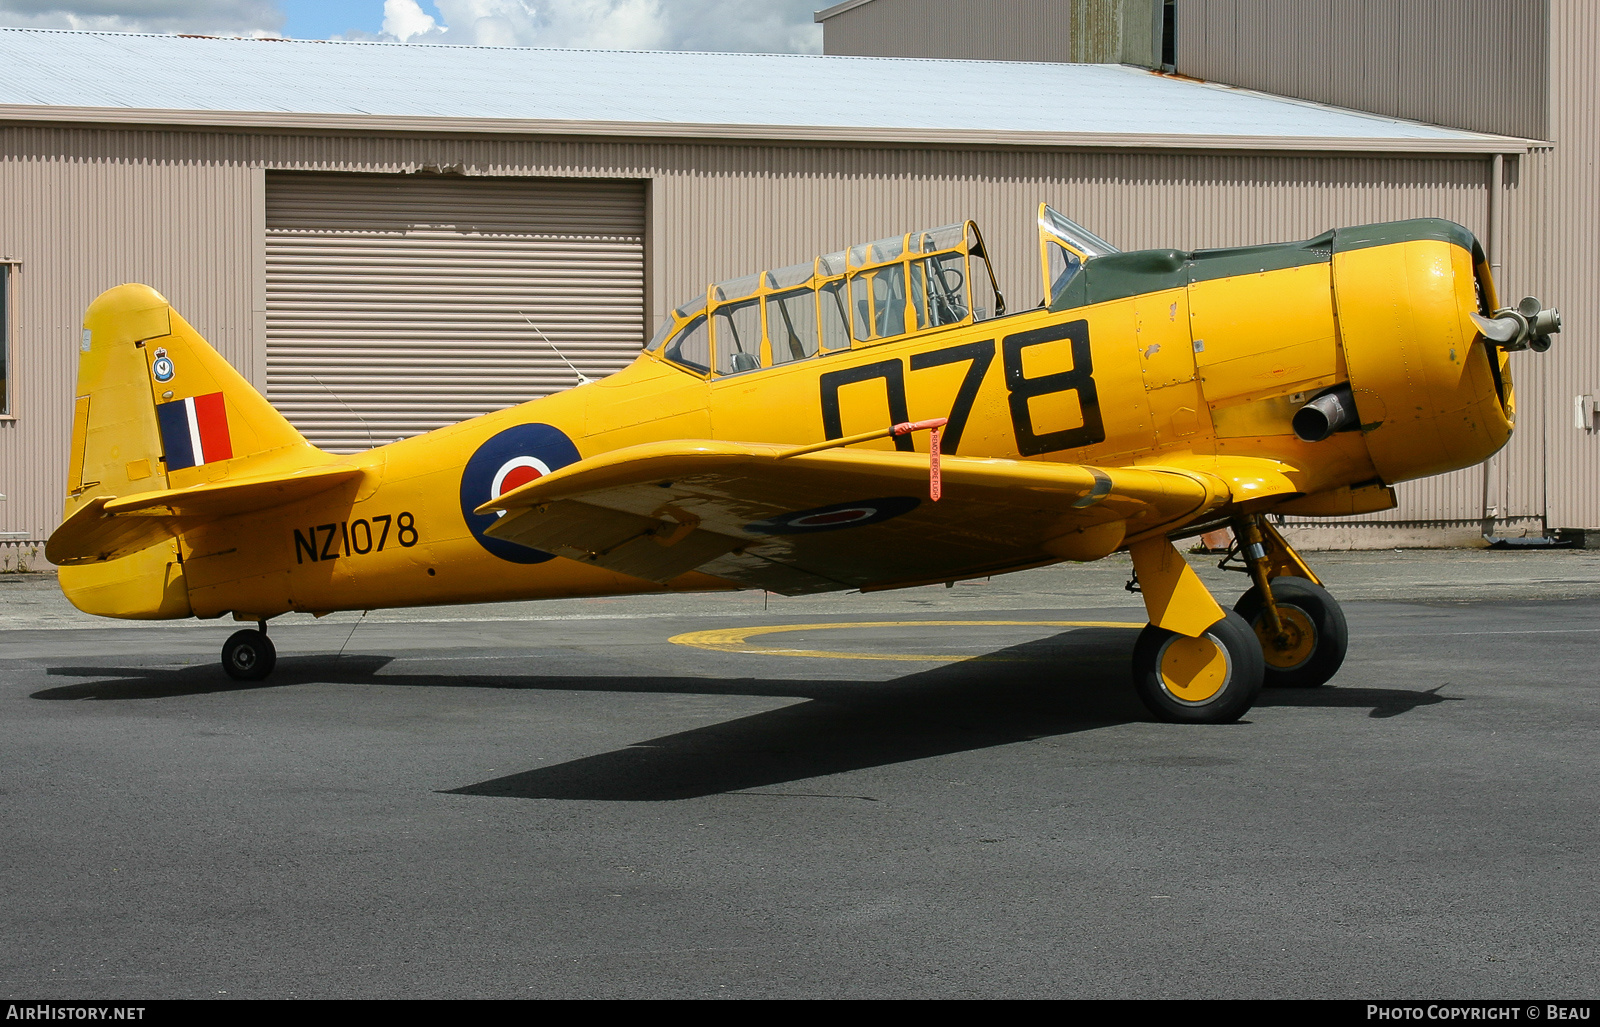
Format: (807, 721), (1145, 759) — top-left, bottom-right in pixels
(1470, 311), (1522, 344)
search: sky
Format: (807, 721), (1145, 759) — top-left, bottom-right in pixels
(0, 0), (826, 51)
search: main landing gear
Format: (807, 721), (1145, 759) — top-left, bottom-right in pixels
(1131, 611), (1264, 724)
(1125, 514), (1346, 724)
(221, 620), (276, 681)
(1225, 515), (1347, 689)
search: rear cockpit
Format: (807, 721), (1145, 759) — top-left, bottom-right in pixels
(648, 221), (1007, 378)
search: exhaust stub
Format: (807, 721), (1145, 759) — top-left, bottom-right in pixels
(1293, 384), (1360, 442)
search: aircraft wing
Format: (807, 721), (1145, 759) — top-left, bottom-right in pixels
(478, 441), (1230, 594)
(47, 463), (361, 565)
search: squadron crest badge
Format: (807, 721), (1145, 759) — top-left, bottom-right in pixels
(151, 347), (175, 383)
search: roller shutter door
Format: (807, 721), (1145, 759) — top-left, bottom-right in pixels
(265, 172), (645, 452)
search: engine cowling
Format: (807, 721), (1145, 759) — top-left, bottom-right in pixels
(1331, 222), (1520, 486)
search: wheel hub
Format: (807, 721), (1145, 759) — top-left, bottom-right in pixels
(1254, 605), (1316, 670)
(1156, 633), (1232, 705)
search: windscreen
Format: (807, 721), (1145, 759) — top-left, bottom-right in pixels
(1038, 204), (1118, 307)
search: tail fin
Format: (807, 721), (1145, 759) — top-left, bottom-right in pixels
(55, 284), (332, 617)
(67, 284), (311, 510)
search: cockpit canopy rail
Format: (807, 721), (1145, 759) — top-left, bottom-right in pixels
(650, 220), (1005, 378)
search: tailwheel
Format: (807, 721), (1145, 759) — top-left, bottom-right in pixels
(222, 628), (276, 681)
(1234, 577), (1347, 688)
(1132, 611), (1264, 724)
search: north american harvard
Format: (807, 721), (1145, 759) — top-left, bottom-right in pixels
(47, 205), (1558, 723)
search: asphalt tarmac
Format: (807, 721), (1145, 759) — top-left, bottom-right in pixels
(1, 550), (1597, 999)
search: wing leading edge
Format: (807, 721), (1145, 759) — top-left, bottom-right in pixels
(478, 440), (1231, 595)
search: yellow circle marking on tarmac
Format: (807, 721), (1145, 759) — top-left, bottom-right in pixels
(669, 620), (1145, 663)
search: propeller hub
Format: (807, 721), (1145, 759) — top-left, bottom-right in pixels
(1472, 296), (1561, 352)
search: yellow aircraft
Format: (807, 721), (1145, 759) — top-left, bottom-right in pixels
(46, 206), (1559, 724)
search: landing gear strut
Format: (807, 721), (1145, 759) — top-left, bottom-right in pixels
(222, 621), (276, 681)
(1227, 516), (1348, 688)
(1124, 514), (1351, 721)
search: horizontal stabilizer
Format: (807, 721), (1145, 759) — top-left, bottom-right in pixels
(48, 464), (360, 565)
(46, 497), (184, 568)
(102, 464), (361, 517)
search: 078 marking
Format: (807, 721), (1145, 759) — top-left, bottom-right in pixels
(294, 512), (417, 564)
(818, 319), (1104, 456)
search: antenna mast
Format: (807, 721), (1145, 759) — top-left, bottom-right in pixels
(521, 312), (592, 386)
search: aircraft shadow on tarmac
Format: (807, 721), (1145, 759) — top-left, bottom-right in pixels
(1255, 682), (1462, 719)
(35, 655), (397, 700)
(34, 629), (1463, 801)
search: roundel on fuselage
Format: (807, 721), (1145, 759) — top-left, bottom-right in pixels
(458, 423), (582, 563)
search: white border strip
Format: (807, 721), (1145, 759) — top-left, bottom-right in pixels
(183, 395), (204, 465)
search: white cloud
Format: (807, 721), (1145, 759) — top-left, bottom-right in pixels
(0, 0), (824, 52)
(0, 0), (284, 35)
(382, 0), (438, 42)
(377, 0), (821, 53)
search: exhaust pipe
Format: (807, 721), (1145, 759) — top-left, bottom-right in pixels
(1293, 384), (1359, 442)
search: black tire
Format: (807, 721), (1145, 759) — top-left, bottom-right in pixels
(222, 629), (276, 681)
(1132, 611), (1264, 724)
(1234, 577), (1347, 688)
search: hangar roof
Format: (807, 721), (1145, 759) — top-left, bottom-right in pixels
(0, 28), (1528, 153)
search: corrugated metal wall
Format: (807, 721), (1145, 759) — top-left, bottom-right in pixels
(1072, 0), (1163, 65)
(1482, 149), (1552, 536)
(1173, 0), (1600, 532)
(0, 148), (259, 545)
(264, 172), (644, 451)
(0, 124), (1511, 541)
(818, 0), (1163, 64)
(822, 0), (1074, 61)
(1537, 0), (1599, 529)
(1174, 0), (1550, 139)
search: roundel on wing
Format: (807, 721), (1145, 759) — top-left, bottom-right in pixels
(459, 423), (582, 563)
(743, 496), (921, 536)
